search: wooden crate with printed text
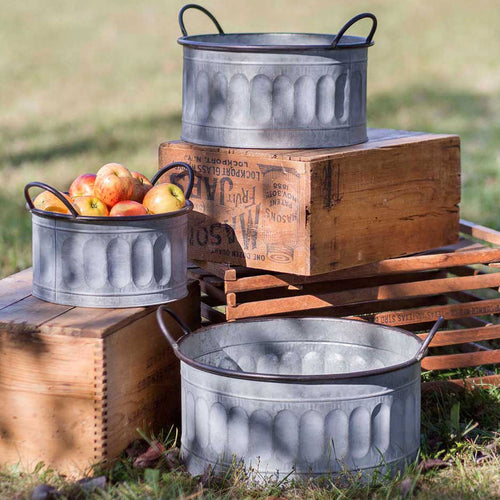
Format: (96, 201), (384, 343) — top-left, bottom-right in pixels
(159, 129), (461, 276)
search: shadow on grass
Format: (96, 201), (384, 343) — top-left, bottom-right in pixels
(421, 384), (500, 456)
(0, 111), (182, 167)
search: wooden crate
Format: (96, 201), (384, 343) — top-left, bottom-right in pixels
(0, 271), (200, 476)
(159, 128), (461, 276)
(190, 220), (500, 385)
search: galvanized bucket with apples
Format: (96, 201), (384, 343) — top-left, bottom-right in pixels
(24, 162), (194, 308)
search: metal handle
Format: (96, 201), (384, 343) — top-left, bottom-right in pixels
(415, 316), (445, 362)
(178, 4), (224, 37)
(150, 161), (194, 200)
(24, 181), (79, 218)
(156, 306), (193, 356)
(331, 13), (377, 49)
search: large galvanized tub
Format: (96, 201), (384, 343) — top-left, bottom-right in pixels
(157, 311), (441, 480)
(178, 4), (376, 149)
(24, 162), (194, 308)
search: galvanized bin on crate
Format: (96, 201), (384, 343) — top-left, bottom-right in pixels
(178, 4), (377, 149)
(157, 311), (442, 480)
(24, 162), (194, 308)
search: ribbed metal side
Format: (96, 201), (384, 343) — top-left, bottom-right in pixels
(32, 213), (188, 307)
(180, 362), (420, 479)
(181, 45), (368, 148)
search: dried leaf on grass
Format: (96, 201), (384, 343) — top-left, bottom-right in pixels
(419, 458), (450, 473)
(133, 441), (166, 468)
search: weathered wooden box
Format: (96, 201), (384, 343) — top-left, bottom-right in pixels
(0, 271), (200, 476)
(191, 220), (500, 387)
(159, 129), (461, 275)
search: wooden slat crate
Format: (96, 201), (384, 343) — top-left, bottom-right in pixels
(0, 271), (200, 476)
(190, 220), (500, 384)
(159, 128), (461, 275)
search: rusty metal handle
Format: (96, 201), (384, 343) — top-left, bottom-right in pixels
(24, 182), (79, 218)
(156, 306), (192, 355)
(150, 161), (194, 199)
(331, 13), (377, 48)
(415, 316), (445, 362)
(179, 4), (224, 37)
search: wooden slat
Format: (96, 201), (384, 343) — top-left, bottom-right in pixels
(200, 302), (226, 323)
(0, 295), (74, 328)
(191, 260), (236, 281)
(349, 297), (500, 327)
(423, 375), (500, 392)
(422, 349), (500, 370)
(198, 279), (226, 304)
(226, 272), (500, 320)
(460, 219), (500, 246)
(36, 280), (200, 339)
(223, 248), (500, 293)
(0, 268), (33, 310)
(231, 271), (445, 304)
(416, 324), (500, 346)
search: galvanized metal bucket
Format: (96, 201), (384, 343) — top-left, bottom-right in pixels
(178, 4), (377, 149)
(157, 309), (442, 480)
(24, 162), (194, 308)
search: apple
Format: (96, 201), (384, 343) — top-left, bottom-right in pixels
(130, 171), (153, 203)
(33, 191), (74, 214)
(94, 163), (134, 207)
(109, 200), (148, 217)
(73, 196), (109, 216)
(69, 173), (96, 198)
(142, 183), (186, 214)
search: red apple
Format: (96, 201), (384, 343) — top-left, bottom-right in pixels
(142, 183), (186, 214)
(130, 171), (153, 203)
(69, 173), (96, 198)
(33, 191), (75, 214)
(109, 200), (148, 217)
(94, 163), (134, 207)
(73, 196), (109, 216)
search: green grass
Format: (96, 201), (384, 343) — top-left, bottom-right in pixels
(1, 0), (500, 277)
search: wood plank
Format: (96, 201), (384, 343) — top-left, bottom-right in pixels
(223, 248), (500, 293)
(0, 330), (101, 398)
(200, 302), (226, 323)
(416, 324), (500, 347)
(38, 280), (200, 339)
(423, 375), (500, 392)
(422, 349), (500, 370)
(460, 219), (500, 246)
(226, 273), (500, 320)
(0, 295), (73, 329)
(191, 260), (236, 281)
(348, 297), (500, 327)
(0, 268), (33, 310)
(230, 270), (445, 304)
(198, 279), (226, 304)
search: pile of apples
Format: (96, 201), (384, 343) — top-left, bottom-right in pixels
(33, 163), (186, 217)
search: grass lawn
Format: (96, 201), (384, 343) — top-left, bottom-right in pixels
(2, 0), (500, 497)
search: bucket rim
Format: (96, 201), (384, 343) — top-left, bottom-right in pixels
(178, 32), (374, 53)
(175, 316), (424, 384)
